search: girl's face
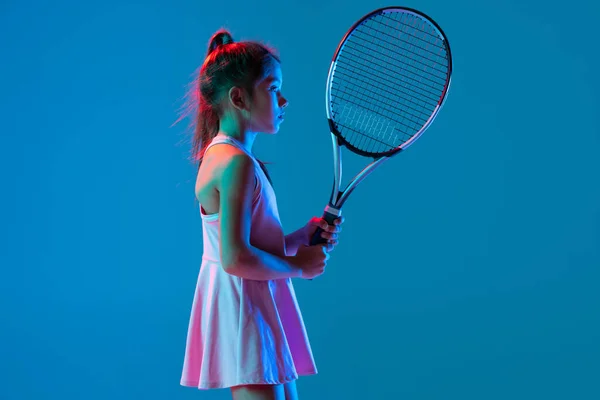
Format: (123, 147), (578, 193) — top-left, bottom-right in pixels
(248, 63), (288, 134)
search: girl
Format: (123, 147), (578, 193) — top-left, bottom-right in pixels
(179, 29), (344, 400)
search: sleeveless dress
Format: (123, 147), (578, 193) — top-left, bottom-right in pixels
(180, 134), (318, 390)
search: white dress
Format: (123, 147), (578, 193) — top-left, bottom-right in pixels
(180, 135), (318, 390)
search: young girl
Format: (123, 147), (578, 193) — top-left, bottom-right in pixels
(179, 29), (344, 400)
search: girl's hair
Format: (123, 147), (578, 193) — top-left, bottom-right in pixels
(177, 29), (280, 184)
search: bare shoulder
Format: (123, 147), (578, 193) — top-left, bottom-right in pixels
(196, 143), (256, 199)
(195, 143), (253, 211)
(203, 143), (254, 189)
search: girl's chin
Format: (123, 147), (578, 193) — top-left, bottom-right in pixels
(265, 124), (281, 134)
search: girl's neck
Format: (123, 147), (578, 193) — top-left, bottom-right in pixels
(218, 117), (257, 152)
(217, 130), (257, 152)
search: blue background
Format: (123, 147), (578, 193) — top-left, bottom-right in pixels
(2, 0), (599, 399)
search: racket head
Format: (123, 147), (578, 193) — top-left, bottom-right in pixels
(326, 7), (453, 158)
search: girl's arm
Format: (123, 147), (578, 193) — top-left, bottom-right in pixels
(217, 148), (303, 280)
(285, 228), (307, 256)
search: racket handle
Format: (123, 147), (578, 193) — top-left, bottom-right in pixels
(309, 210), (339, 246)
(307, 210), (339, 281)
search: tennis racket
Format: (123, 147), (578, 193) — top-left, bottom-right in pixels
(310, 6), (453, 246)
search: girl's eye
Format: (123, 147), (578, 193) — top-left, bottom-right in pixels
(270, 86), (279, 92)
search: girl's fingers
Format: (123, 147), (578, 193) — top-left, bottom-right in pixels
(322, 223), (341, 233)
(320, 231), (339, 239)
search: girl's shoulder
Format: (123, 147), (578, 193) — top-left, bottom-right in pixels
(195, 143), (257, 210)
(201, 143), (257, 186)
(204, 142), (254, 172)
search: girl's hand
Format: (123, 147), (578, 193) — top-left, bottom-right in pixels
(292, 244), (332, 279)
(305, 216), (344, 248)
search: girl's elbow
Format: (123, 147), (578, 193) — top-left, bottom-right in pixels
(221, 244), (253, 273)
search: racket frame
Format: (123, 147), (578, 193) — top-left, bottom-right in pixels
(323, 6), (453, 215)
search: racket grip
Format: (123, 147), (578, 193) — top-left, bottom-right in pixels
(309, 210), (339, 246)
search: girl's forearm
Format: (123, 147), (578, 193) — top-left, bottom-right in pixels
(225, 245), (302, 280)
(284, 228), (306, 256)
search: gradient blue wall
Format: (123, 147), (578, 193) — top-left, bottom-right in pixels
(1, 0), (598, 399)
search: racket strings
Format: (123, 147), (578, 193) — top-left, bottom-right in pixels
(345, 37), (446, 92)
(330, 10), (450, 155)
(335, 53), (440, 105)
(333, 59), (429, 152)
(370, 16), (449, 76)
(331, 77), (431, 133)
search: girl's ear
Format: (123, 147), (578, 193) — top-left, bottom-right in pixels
(228, 86), (249, 111)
